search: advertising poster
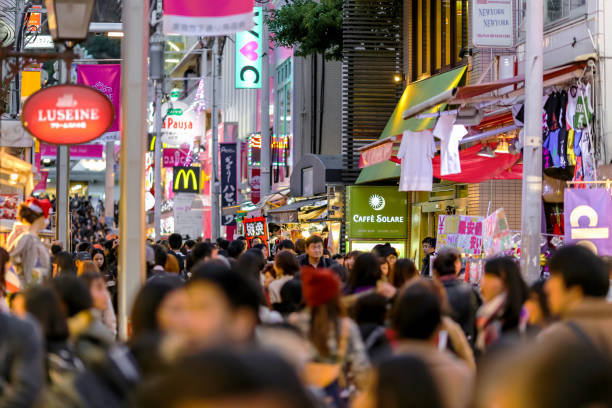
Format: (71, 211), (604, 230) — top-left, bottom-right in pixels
(346, 186), (408, 239)
(220, 143), (237, 226)
(173, 193), (203, 240)
(564, 188), (612, 255)
(243, 216), (267, 247)
(437, 215), (484, 255)
(482, 208), (512, 258)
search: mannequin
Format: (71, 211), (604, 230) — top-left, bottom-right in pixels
(6, 198), (52, 287)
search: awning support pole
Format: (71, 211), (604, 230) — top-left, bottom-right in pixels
(521, 0), (544, 285)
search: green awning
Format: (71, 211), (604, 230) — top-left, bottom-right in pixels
(356, 66), (467, 184)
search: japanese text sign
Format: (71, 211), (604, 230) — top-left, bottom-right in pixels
(243, 216), (268, 246)
(220, 143), (237, 225)
(482, 208), (512, 257)
(437, 215), (484, 255)
(564, 188), (612, 255)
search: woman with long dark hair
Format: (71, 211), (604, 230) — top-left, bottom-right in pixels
(53, 251), (76, 277)
(345, 253), (381, 295)
(476, 256), (528, 353)
(391, 258), (418, 289)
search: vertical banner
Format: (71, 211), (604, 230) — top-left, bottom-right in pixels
(164, 0), (254, 36)
(76, 64), (121, 141)
(235, 6), (263, 89)
(564, 188), (612, 255)
(220, 143), (238, 225)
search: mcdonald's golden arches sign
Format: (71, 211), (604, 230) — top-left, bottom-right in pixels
(173, 166), (201, 193)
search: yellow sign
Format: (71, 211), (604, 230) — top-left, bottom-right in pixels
(173, 166), (200, 193)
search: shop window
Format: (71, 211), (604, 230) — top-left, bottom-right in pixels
(273, 57), (292, 183)
(518, 0), (586, 37)
(410, 0), (468, 82)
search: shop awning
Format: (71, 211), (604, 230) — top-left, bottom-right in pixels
(266, 197), (326, 223)
(356, 66), (467, 184)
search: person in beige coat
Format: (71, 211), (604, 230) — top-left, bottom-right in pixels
(539, 245), (612, 355)
(392, 280), (474, 408)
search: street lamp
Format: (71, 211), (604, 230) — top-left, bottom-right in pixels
(44, 0), (95, 42)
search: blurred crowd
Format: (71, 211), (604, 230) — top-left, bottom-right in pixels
(2, 202), (612, 408)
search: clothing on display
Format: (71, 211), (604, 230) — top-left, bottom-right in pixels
(398, 129), (436, 192)
(433, 114), (468, 176)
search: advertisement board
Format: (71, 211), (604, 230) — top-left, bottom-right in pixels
(235, 6), (263, 89)
(472, 0), (514, 48)
(347, 186), (408, 239)
(564, 188), (612, 255)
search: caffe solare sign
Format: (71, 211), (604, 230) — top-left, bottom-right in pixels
(21, 84), (114, 145)
(347, 186), (408, 239)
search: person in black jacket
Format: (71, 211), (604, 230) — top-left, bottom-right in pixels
(297, 236), (332, 269)
(0, 312), (45, 408)
(433, 248), (481, 345)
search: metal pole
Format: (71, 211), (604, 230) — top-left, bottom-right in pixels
(104, 141), (114, 227)
(210, 38), (221, 240)
(153, 79), (163, 240)
(55, 56), (70, 250)
(118, 0), (149, 340)
(520, 0), (543, 284)
(260, 2), (271, 197)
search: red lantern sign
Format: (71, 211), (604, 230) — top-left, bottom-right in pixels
(21, 84), (114, 145)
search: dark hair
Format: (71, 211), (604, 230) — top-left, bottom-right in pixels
(273, 278), (303, 316)
(373, 243), (398, 259)
(227, 239), (246, 259)
(236, 249), (266, 282)
(548, 245), (610, 297)
(152, 244), (168, 267)
(392, 282), (441, 340)
(353, 293), (388, 326)
(184, 239), (196, 249)
(346, 252), (381, 294)
(330, 263), (348, 282)
(376, 355), (442, 408)
(130, 276), (184, 337)
(484, 256), (529, 331)
(276, 239), (294, 252)
(190, 242), (215, 268)
(274, 250), (299, 277)
(79, 271), (105, 290)
(53, 251), (76, 277)
(51, 275), (93, 317)
(75, 241), (91, 253)
(422, 237), (436, 247)
(18, 204), (44, 224)
(392, 259), (418, 288)
(332, 254), (343, 260)
(133, 349), (313, 408)
(25, 285), (70, 342)
(432, 248), (461, 277)
(168, 233), (182, 250)
(217, 238), (230, 251)
(529, 279), (551, 323)
(51, 244), (63, 256)
(305, 235), (324, 248)
(294, 238), (306, 254)
(0, 247), (9, 296)
(190, 261), (261, 319)
(91, 249), (107, 272)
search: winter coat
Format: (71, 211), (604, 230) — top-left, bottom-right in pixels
(0, 313), (45, 408)
(7, 229), (50, 286)
(357, 322), (392, 363)
(440, 276), (481, 344)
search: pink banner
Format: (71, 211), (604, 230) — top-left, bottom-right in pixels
(163, 148), (191, 168)
(164, 0), (254, 36)
(564, 188), (612, 255)
(40, 143), (104, 159)
(33, 171), (48, 192)
(76, 64), (121, 141)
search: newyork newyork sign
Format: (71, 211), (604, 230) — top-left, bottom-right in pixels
(21, 84), (114, 145)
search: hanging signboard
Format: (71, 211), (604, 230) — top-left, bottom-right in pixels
(220, 143), (238, 225)
(164, 0), (254, 36)
(243, 216), (268, 247)
(173, 166), (201, 194)
(161, 101), (198, 146)
(437, 215), (484, 256)
(76, 64), (122, 142)
(482, 208), (512, 257)
(40, 143), (104, 159)
(174, 193), (203, 240)
(564, 188), (612, 255)
(235, 6), (263, 89)
(472, 0), (514, 48)
(21, 84), (114, 145)
(163, 148), (192, 168)
(346, 186), (408, 239)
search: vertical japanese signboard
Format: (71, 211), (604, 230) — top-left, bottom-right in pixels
(472, 0), (514, 48)
(437, 215), (484, 255)
(220, 143), (237, 225)
(235, 6), (263, 89)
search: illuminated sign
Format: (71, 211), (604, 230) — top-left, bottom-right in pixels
(161, 101), (198, 146)
(235, 6), (263, 89)
(21, 84), (114, 145)
(243, 216), (268, 247)
(248, 132), (261, 166)
(564, 188), (612, 255)
(173, 166), (201, 193)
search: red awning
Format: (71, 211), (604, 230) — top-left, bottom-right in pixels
(494, 163), (523, 180)
(433, 143), (521, 183)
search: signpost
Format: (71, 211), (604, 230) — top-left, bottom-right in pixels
(21, 84), (114, 144)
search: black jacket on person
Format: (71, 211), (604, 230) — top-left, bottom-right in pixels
(440, 277), (481, 345)
(0, 313), (45, 408)
(297, 254), (333, 269)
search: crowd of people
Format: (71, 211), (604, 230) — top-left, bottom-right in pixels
(2, 198), (612, 407)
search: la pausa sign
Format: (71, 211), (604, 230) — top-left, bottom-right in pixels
(22, 84), (114, 145)
(161, 101), (198, 146)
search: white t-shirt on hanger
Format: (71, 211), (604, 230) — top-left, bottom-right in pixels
(433, 114), (468, 176)
(397, 129), (436, 192)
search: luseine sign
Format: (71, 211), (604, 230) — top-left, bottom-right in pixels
(161, 101), (198, 146)
(21, 84), (114, 145)
(347, 186), (408, 239)
(235, 6), (262, 89)
(472, 0), (513, 48)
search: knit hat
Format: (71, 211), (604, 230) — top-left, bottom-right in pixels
(301, 266), (341, 307)
(24, 197), (52, 218)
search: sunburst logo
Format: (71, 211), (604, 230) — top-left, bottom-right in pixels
(368, 194), (386, 211)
